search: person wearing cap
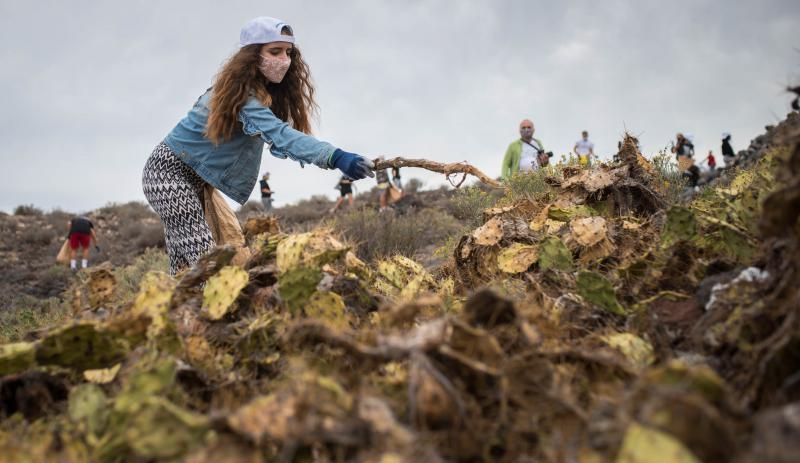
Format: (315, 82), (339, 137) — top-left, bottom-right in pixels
(142, 17), (374, 275)
(573, 130), (595, 167)
(259, 172), (273, 212)
(501, 119), (546, 180)
(721, 133), (736, 167)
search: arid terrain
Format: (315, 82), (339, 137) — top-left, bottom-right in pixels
(0, 109), (798, 462)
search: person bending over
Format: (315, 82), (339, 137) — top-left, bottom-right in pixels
(142, 17), (373, 274)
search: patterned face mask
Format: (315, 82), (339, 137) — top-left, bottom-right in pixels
(259, 54), (291, 83)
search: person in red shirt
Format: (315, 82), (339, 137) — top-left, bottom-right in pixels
(707, 150), (716, 171)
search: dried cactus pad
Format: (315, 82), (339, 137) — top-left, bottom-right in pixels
(497, 243), (539, 274)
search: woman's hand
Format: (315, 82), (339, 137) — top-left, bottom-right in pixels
(330, 149), (375, 180)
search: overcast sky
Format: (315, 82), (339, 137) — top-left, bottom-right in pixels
(1, 0), (798, 213)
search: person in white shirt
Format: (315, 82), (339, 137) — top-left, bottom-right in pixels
(573, 130), (595, 166)
(519, 133), (544, 173)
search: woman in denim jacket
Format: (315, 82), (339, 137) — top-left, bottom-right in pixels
(142, 17), (373, 275)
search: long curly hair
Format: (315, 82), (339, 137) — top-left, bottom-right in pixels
(206, 38), (317, 144)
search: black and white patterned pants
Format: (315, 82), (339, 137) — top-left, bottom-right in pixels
(142, 142), (215, 275)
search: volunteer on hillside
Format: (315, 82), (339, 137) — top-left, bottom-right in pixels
(573, 130), (595, 166)
(66, 216), (98, 270)
(259, 172), (273, 212)
(501, 119), (548, 180)
(142, 17), (374, 275)
(721, 132), (736, 167)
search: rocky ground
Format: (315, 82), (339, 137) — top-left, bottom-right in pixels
(0, 203), (164, 309)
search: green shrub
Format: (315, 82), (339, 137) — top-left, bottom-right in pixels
(448, 186), (497, 228)
(114, 248), (170, 303)
(651, 149), (688, 204)
(0, 295), (69, 343)
(501, 170), (553, 204)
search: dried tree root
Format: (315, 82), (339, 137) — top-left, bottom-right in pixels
(373, 157), (504, 189)
(408, 351), (467, 427)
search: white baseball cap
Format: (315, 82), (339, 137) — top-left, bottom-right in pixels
(240, 17), (295, 47)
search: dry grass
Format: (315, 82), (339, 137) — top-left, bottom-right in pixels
(332, 206), (463, 262)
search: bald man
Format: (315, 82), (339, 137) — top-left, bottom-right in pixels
(501, 119), (546, 180)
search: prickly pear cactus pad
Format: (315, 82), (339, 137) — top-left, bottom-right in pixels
(201, 266), (249, 320)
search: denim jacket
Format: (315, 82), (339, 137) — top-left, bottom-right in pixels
(163, 89), (337, 204)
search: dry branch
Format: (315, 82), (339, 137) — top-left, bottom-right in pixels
(374, 157), (504, 189)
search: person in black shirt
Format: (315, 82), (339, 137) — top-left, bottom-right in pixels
(721, 133), (736, 167)
(682, 164), (701, 188)
(66, 216), (97, 270)
(330, 175), (354, 213)
(259, 172), (273, 212)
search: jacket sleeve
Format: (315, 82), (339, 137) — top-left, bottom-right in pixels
(238, 98), (337, 169)
(501, 143), (514, 180)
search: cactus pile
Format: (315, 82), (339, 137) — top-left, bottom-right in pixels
(1, 113), (799, 462)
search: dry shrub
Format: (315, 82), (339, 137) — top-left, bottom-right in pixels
(98, 201), (157, 223)
(333, 207), (463, 262)
(274, 195), (334, 230)
(237, 200), (265, 220)
(405, 177), (424, 193)
(447, 185), (499, 227)
(44, 209), (73, 231)
(13, 205), (43, 216)
(119, 221), (165, 251)
(21, 227), (57, 246)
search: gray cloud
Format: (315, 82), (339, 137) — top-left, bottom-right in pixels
(1, 0), (798, 212)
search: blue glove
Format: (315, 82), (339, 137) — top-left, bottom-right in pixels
(330, 149), (374, 180)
